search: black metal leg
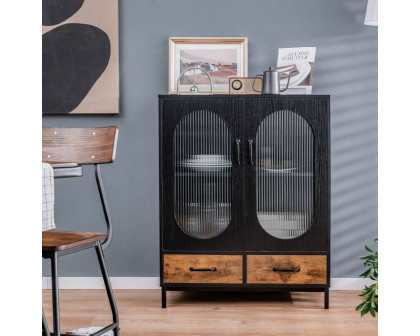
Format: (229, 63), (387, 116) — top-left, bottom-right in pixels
(162, 288), (167, 309)
(95, 243), (120, 335)
(50, 252), (61, 335)
(324, 288), (329, 309)
(42, 308), (51, 336)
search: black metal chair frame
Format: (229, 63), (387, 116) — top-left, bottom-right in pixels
(42, 164), (119, 336)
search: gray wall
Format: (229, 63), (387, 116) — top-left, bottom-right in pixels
(42, 0), (377, 278)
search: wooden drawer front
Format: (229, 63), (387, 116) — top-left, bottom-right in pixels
(164, 254), (243, 284)
(247, 255), (327, 284)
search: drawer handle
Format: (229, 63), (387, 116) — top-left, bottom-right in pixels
(189, 267), (217, 272)
(273, 267), (300, 272)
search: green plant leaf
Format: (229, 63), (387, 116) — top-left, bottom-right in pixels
(367, 289), (376, 301)
(356, 302), (364, 311)
(370, 307), (376, 317)
(361, 303), (371, 316)
(360, 287), (372, 296)
(365, 245), (373, 253)
(356, 238), (378, 318)
(359, 269), (372, 278)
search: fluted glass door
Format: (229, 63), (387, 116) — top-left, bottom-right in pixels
(256, 110), (314, 239)
(173, 110), (232, 239)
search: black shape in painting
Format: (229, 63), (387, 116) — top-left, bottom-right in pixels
(42, 0), (85, 26)
(42, 23), (111, 114)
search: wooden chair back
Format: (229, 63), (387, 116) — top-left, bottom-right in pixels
(42, 127), (118, 164)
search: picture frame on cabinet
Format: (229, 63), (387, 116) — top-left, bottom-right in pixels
(168, 37), (248, 94)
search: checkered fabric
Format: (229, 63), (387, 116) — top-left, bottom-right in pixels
(42, 163), (55, 231)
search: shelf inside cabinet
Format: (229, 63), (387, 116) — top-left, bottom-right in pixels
(257, 170), (313, 177)
(175, 171), (231, 177)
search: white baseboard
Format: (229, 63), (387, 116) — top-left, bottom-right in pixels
(42, 277), (160, 290)
(42, 277), (49, 289)
(331, 277), (373, 290)
(42, 277), (373, 290)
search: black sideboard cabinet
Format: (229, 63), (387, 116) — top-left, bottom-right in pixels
(159, 95), (330, 308)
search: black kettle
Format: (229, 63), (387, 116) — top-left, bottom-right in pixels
(254, 67), (296, 94)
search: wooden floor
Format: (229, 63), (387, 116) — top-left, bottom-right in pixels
(42, 290), (378, 336)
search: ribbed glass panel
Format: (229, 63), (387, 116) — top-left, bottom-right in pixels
(174, 110), (232, 239)
(256, 110), (313, 239)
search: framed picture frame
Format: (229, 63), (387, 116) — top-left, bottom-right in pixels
(169, 37), (248, 94)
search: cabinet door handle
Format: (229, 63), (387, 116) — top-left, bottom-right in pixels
(236, 139), (241, 164)
(273, 267), (300, 272)
(248, 139), (254, 165)
(189, 267), (217, 272)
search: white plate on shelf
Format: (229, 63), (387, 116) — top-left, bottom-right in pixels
(257, 212), (307, 229)
(261, 167), (298, 173)
(180, 155), (232, 171)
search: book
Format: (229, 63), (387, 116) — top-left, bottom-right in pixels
(277, 47), (316, 94)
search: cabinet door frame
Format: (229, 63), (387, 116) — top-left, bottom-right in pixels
(159, 96), (244, 251)
(241, 96), (330, 252)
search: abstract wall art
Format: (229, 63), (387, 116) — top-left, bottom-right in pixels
(42, 0), (119, 114)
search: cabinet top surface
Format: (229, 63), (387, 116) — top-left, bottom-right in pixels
(158, 94), (330, 99)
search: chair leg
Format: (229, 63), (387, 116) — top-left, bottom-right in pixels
(95, 243), (120, 335)
(42, 308), (51, 336)
(51, 252), (61, 335)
